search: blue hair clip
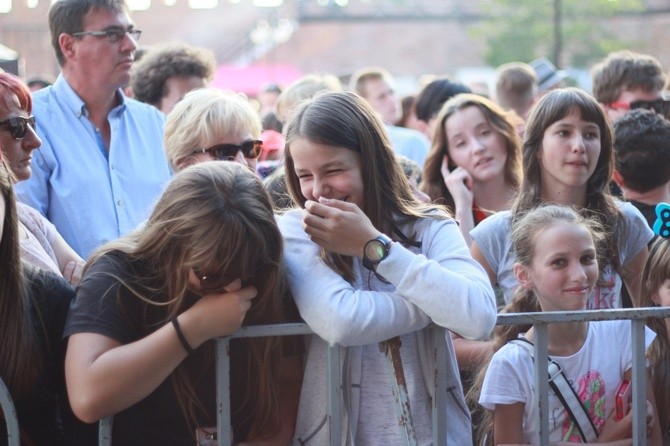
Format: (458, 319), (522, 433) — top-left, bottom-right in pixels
(652, 203), (670, 238)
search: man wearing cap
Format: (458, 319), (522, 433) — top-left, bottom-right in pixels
(592, 50), (668, 122)
(530, 57), (568, 94)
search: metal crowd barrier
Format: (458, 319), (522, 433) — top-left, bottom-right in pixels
(496, 307), (670, 446)
(94, 307), (670, 446)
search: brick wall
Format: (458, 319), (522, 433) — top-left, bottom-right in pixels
(1, 0), (669, 88)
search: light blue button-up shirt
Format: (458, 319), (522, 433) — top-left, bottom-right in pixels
(16, 75), (172, 259)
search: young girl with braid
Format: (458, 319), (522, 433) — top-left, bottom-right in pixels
(473, 205), (661, 445)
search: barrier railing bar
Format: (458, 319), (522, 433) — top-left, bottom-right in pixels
(98, 416), (112, 446)
(431, 326), (447, 444)
(534, 323), (550, 446)
(227, 322), (314, 338)
(631, 319), (646, 446)
(95, 308), (670, 446)
(216, 337), (232, 446)
(327, 344), (342, 445)
(496, 307), (670, 324)
(381, 338), (418, 445)
(0, 377), (19, 446)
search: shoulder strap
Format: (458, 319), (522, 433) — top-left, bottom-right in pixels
(509, 339), (598, 442)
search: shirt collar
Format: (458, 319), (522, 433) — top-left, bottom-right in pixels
(53, 74), (128, 119)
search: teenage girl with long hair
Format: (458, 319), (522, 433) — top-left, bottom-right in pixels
(421, 93), (522, 245)
(279, 91), (496, 444)
(64, 162), (298, 445)
(640, 229), (670, 444)
(471, 88), (652, 309)
(0, 158), (75, 445)
(474, 205), (661, 445)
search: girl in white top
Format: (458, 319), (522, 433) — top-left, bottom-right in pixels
(476, 204), (661, 445)
(278, 91), (497, 445)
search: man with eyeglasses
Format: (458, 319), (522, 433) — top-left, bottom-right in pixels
(15, 0), (171, 259)
(592, 50), (668, 123)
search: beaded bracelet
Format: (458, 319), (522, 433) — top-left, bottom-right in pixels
(171, 317), (195, 355)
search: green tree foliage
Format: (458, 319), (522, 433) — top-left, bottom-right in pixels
(472, 0), (644, 68)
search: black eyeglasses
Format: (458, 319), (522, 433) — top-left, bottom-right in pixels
(71, 27), (142, 43)
(0, 116), (35, 140)
(191, 140), (263, 161)
(609, 98), (670, 117)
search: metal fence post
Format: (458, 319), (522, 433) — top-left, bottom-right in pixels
(381, 337), (418, 445)
(432, 327), (447, 445)
(533, 323), (550, 446)
(216, 337), (232, 446)
(327, 344), (342, 445)
(631, 318), (647, 446)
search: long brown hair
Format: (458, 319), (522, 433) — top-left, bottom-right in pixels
(421, 93), (522, 211)
(283, 91), (448, 282)
(87, 162), (286, 440)
(640, 237), (670, 435)
(468, 205), (604, 445)
(513, 87), (620, 271)
(0, 160), (42, 399)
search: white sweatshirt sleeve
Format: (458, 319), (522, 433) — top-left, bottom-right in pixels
(279, 210), (496, 346)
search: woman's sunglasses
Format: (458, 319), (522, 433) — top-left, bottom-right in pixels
(194, 269), (237, 292)
(0, 116), (36, 140)
(190, 140), (263, 161)
(194, 264), (264, 292)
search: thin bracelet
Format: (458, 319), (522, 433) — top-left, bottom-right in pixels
(171, 317), (195, 355)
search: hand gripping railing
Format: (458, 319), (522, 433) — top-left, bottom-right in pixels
(0, 376), (19, 446)
(98, 306), (670, 446)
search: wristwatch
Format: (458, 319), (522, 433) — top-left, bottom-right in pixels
(362, 234), (393, 271)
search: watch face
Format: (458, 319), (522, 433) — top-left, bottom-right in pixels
(364, 240), (386, 261)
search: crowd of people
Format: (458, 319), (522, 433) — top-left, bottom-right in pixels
(2, 0), (670, 444)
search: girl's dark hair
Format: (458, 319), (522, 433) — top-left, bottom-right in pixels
(513, 87), (620, 271)
(283, 91), (447, 282)
(0, 160), (42, 399)
(468, 205), (603, 445)
(87, 162), (287, 441)
(414, 78), (471, 123)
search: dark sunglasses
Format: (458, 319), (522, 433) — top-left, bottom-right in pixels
(194, 268), (236, 292)
(0, 115), (35, 140)
(609, 98), (670, 117)
(631, 98), (670, 116)
(191, 140), (263, 161)
(194, 264), (264, 292)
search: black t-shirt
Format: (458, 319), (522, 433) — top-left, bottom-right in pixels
(0, 269), (74, 446)
(64, 251), (217, 446)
